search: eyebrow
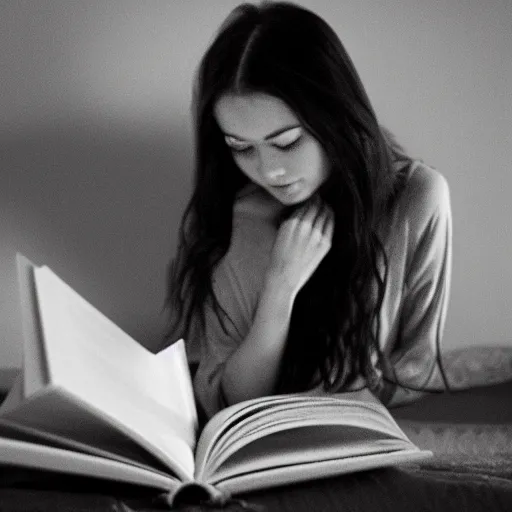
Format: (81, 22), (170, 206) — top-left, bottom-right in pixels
(223, 124), (302, 143)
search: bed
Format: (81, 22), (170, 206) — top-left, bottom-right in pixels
(1, 346), (511, 511)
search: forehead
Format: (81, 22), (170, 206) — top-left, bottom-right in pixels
(213, 92), (300, 140)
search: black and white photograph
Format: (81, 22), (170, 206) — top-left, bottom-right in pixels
(1, 1), (511, 510)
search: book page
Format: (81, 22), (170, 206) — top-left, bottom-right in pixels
(199, 404), (411, 481)
(156, 340), (198, 435)
(195, 392), (409, 478)
(216, 449), (431, 496)
(0, 436), (181, 493)
(203, 404), (339, 472)
(32, 265), (196, 481)
(208, 424), (414, 484)
(0, 416), (173, 476)
(208, 399), (400, 459)
(1, 389), (178, 475)
(15, 254), (48, 397)
(196, 395), (320, 468)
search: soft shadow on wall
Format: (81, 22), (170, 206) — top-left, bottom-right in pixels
(1, 119), (193, 378)
(0, 0), (222, 383)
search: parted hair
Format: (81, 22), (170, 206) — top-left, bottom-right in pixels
(166, 1), (411, 394)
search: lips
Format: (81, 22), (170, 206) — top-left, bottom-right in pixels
(270, 181), (303, 199)
(272, 181), (298, 188)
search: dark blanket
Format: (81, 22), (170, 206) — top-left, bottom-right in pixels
(1, 456), (512, 512)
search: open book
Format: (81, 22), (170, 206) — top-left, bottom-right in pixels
(0, 254), (431, 506)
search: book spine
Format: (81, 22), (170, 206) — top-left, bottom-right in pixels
(166, 481), (228, 508)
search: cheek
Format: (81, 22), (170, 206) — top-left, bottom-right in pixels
(313, 141), (330, 179)
(233, 155), (259, 181)
(301, 142), (329, 180)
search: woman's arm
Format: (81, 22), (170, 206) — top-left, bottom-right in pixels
(220, 271), (295, 405)
(385, 168), (452, 406)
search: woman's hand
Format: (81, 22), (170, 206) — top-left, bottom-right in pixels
(268, 196), (334, 297)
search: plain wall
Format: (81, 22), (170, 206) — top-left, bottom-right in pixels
(1, 1), (511, 388)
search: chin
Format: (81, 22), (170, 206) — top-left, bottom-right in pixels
(273, 193), (306, 206)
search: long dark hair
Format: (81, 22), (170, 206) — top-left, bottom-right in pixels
(166, 1), (411, 394)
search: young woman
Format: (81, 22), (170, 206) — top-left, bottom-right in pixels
(166, 1), (452, 420)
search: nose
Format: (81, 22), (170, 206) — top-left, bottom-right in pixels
(258, 148), (286, 182)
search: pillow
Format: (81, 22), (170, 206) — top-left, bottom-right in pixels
(440, 345), (512, 389)
(399, 420), (512, 456)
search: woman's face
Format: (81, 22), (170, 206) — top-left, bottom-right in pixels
(214, 92), (330, 205)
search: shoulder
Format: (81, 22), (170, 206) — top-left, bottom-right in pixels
(397, 161), (451, 229)
(380, 161), (451, 256)
(406, 162), (450, 205)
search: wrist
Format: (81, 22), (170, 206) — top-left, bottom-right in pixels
(261, 270), (297, 312)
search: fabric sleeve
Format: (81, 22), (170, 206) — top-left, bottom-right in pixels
(190, 256), (254, 420)
(386, 170), (453, 405)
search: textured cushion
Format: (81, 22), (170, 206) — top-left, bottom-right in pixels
(441, 345), (512, 389)
(392, 347), (512, 456)
(399, 420), (512, 456)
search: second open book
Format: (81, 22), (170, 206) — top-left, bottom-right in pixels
(0, 255), (431, 505)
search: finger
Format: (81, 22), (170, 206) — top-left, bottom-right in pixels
(289, 200), (311, 221)
(316, 203), (329, 230)
(313, 202), (329, 228)
(297, 199), (319, 224)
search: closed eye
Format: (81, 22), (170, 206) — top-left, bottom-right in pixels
(224, 127), (303, 154)
(273, 136), (302, 151)
(270, 127), (303, 149)
(228, 139), (301, 155)
(226, 136), (302, 154)
(229, 144), (254, 155)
